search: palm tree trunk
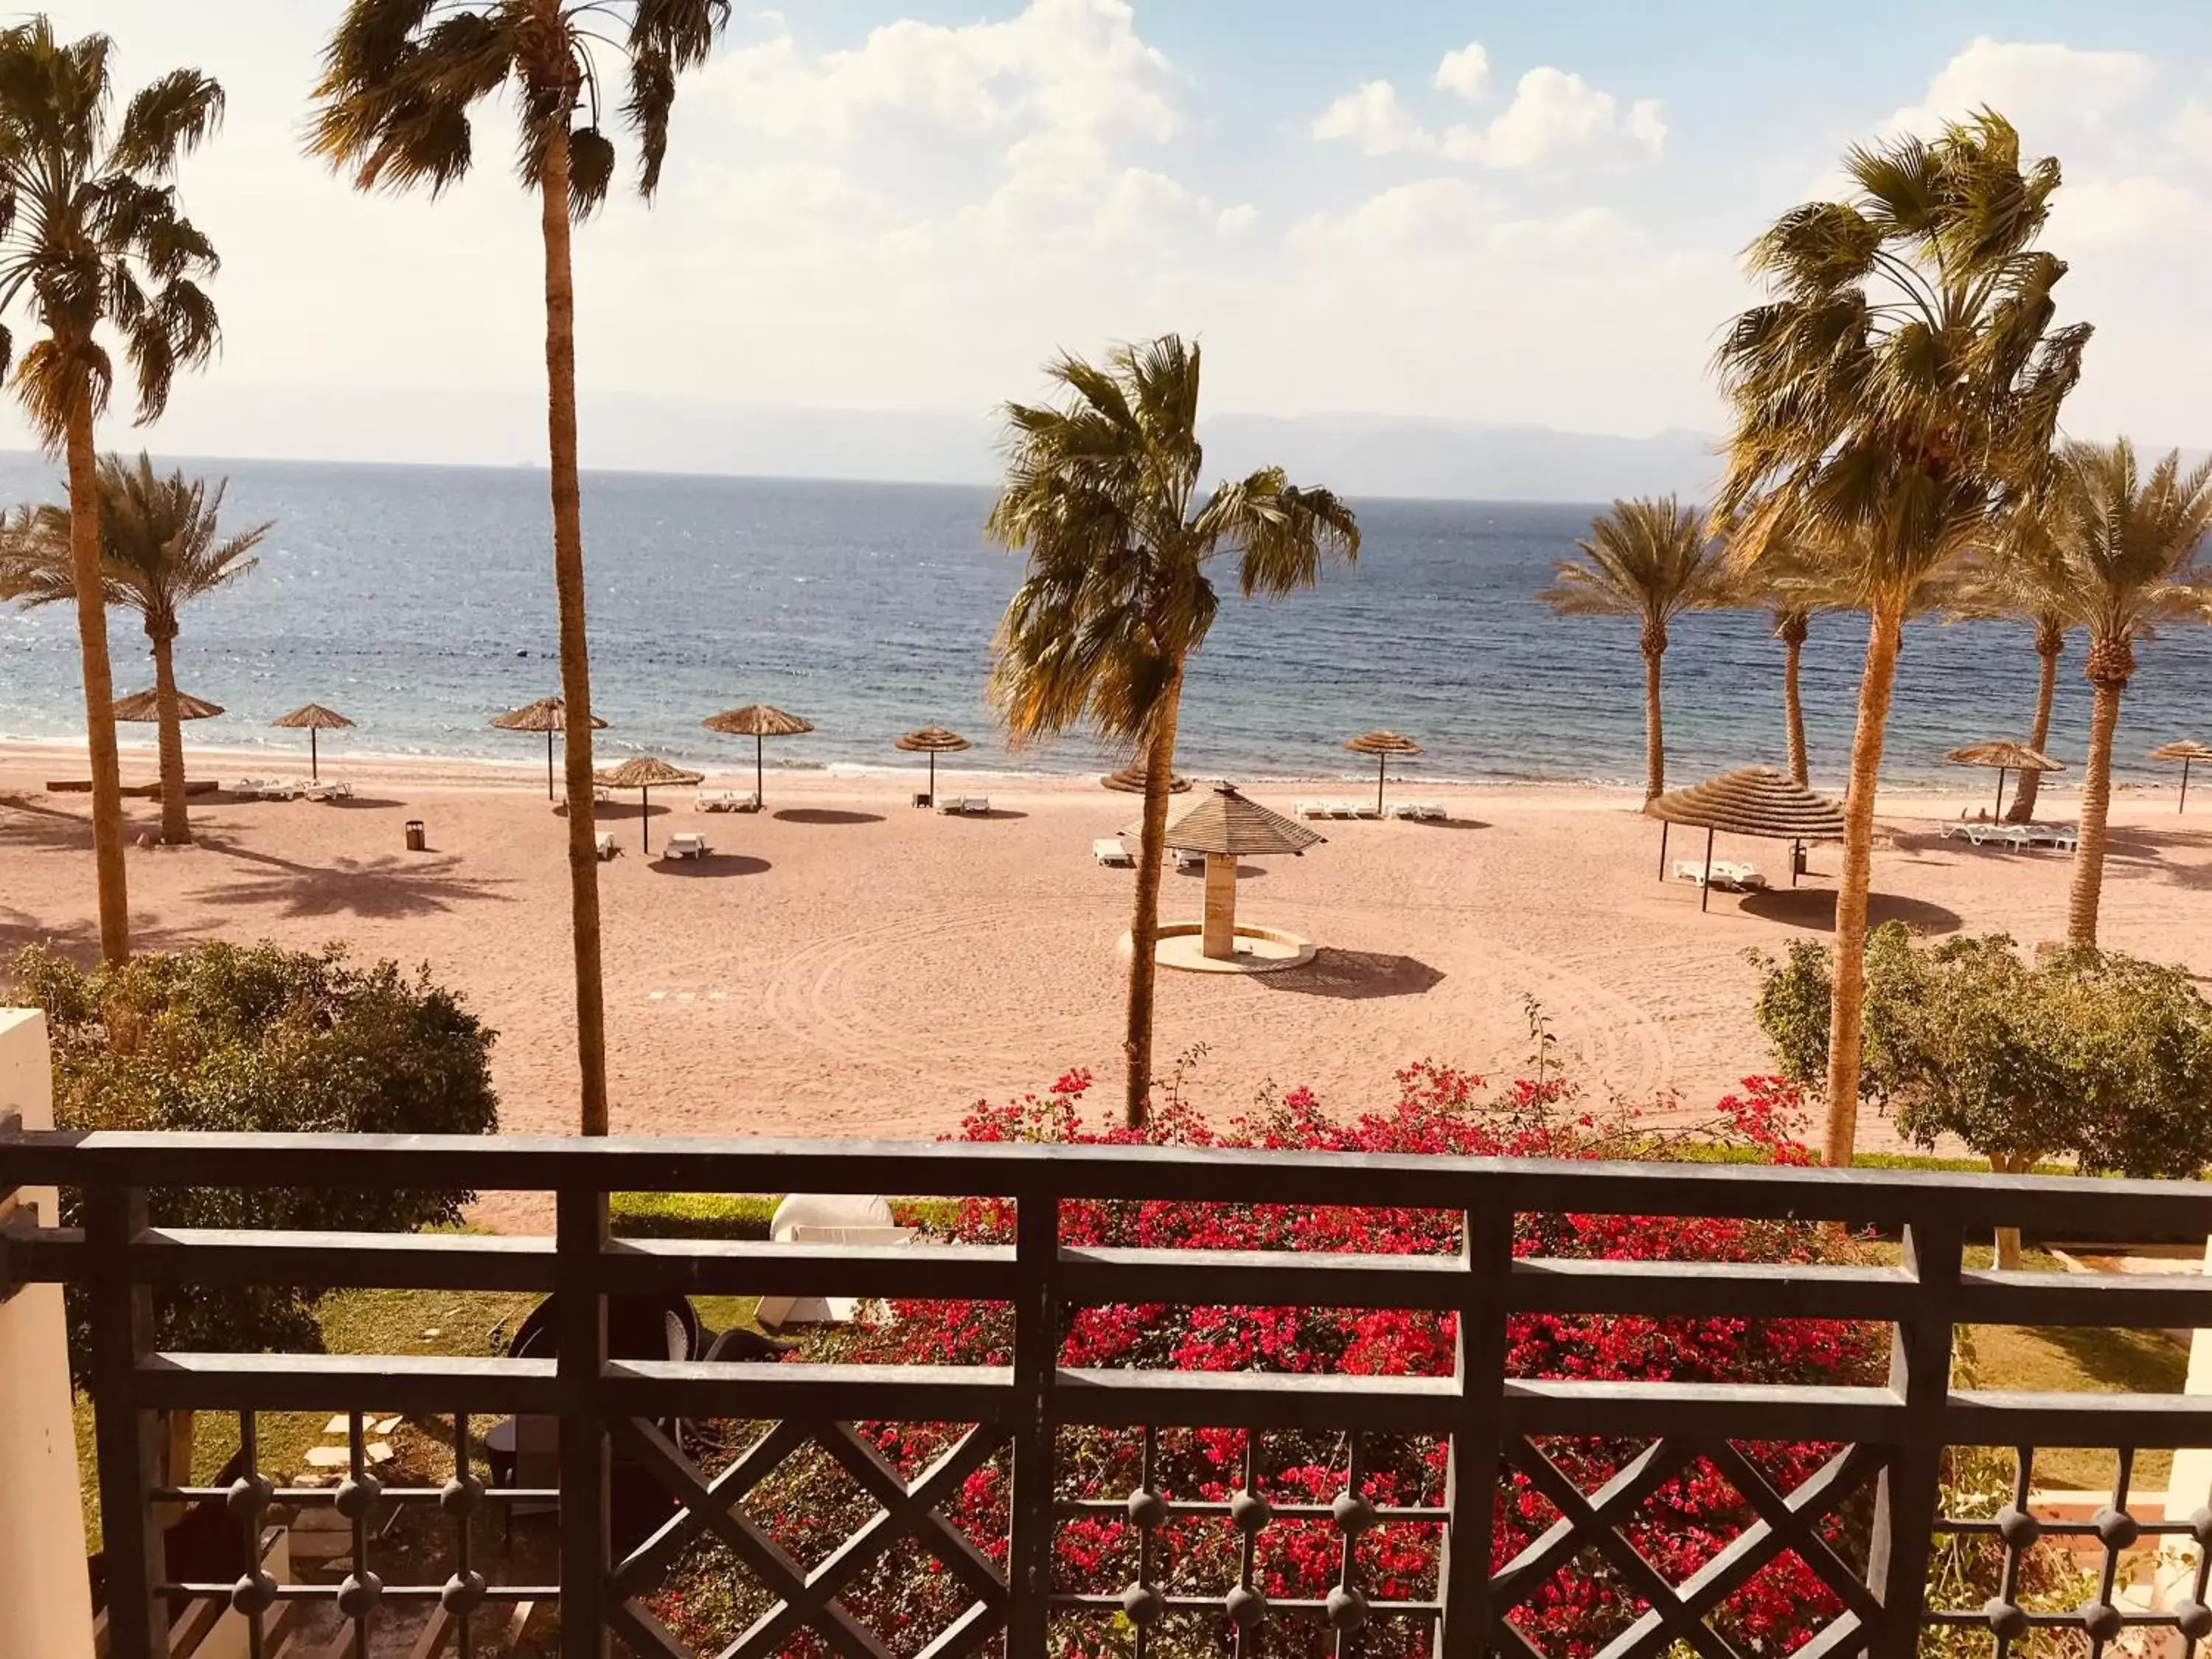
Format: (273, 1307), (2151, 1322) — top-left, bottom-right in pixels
(1641, 636), (1666, 801)
(64, 386), (128, 961)
(148, 627), (190, 845)
(1823, 591), (1905, 1167)
(2006, 621), (2062, 823)
(1779, 613), (1809, 786)
(2067, 641), (2129, 947)
(1123, 668), (1185, 1129)
(1991, 1151), (2032, 1270)
(540, 133), (609, 1137)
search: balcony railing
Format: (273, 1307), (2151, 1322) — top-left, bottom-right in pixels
(7, 1128), (2212, 1659)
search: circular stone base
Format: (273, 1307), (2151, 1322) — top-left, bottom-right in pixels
(1127, 921), (1317, 974)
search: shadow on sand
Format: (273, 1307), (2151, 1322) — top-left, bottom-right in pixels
(189, 835), (516, 921)
(773, 808), (886, 827)
(1256, 947), (1445, 1000)
(649, 855), (771, 878)
(1737, 888), (1963, 935)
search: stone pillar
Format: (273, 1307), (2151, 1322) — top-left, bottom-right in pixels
(1202, 853), (1238, 959)
(0, 1007), (95, 1659)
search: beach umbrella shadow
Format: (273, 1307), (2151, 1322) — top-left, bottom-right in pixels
(1737, 889), (1961, 935)
(1255, 948), (1445, 1000)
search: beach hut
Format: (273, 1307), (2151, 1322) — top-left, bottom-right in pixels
(271, 703), (355, 781)
(493, 696), (607, 800)
(1344, 729), (1422, 818)
(2150, 740), (2212, 813)
(1164, 782), (1324, 959)
(595, 756), (703, 854)
(1647, 767), (1846, 912)
(1102, 757), (1192, 795)
(702, 705), (813, 806)
(1945, 741), (2063, 819)
(893, 725), (971, 805)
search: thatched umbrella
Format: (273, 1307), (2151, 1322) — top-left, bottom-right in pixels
(893, 725), (971, 804)
(702, 704), (813, 805)
(271, 703), (355, 781)
(596, 756), (704, 853)
(2151, 741), (2212, 813)
(1102, 758), (1192, 795)
(493, 696), (608, 799)
(1164, 782), (1324, 960)
(1945, 741), (2063, 820)
(1345, 729), (1422, 817)
(112, 688), (222, 724)
(1646, 766), (1846, 912)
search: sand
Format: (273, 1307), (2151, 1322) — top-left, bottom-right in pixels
(3, 742), (2208, 1160)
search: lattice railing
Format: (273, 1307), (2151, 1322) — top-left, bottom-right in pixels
(10, 1130), (2212, 1658)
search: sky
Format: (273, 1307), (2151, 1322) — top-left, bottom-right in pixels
(8, 0), (2212, 473)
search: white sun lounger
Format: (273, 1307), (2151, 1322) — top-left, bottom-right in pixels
(696, 789), (760, 813)
(1174, 849), (1205, 872)
(303, 779), (353, 802)
(661, 832), (710, 860)
(1296, 801), (1328, 819)
(1963, 823), (2031, 849)
(594, 830), (619, 860)
(2027, 821), (2079, 849)
(1093, 838), (1133, 866)
(1713, 860), (1768, 891)
(1392, 801), (1446, 821)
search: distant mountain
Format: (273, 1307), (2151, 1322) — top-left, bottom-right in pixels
(0, 386), (1714, 502)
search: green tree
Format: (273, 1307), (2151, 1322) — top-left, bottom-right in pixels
(1539, 496), (1727, 801)
(989, 336), (1359, 1127)
(10, 940), (499, 1475)
(1750, 923), (2212, 1266)
(310, 0), (730, 1136)
(2030, 440), (2212, 945)
(0, 453), (269, 844)
(1716, 112), (2090, 1166)
(0, 19), (226, 961)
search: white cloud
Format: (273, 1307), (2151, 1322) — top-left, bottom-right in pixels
(1442, 68), (1665, 170)
(2168, 101), (2212, 163)
(1310, 80), (1430, 156)
(1889, 38), (2156, 147)
(1434, 42), (1490, 103)
(1217, 204), (1259, 237)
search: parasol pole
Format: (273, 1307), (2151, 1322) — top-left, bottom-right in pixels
(1657, 820), (1669, 882)
(546, 730), (556, 801)
(756, 734), (765, 805)
(641, 785), (650, 855)
(2184, 757), (2193, 815)
(310, 727), (319, 782)
(1376, 751), (1386, 818)
(1994, 766), (2006, 818)
(930, 751), (936, 801)
(1701, 827), (1715, 913)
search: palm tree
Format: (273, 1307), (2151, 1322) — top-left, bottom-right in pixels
(1538, 497), (1728, 801)
(1714, 112), (2090, 1168)
(2029, 440), (2212, 944)
(989, 336), (1359, 1127)
(311, 0), (729, 1137)
(1717, 512), (1843, 787)
(1948, 504), (2073, 823)
(0, 455), (270, 844)
(0, 20), (226, 961)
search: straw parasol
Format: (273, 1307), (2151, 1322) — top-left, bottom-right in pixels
(1344, 729), (1422, 818)
(1102, 757), (1191, 795)
(2151, 740), (2212, 814)
(1646, 766), (1846, 911)
(702, 704), (813, 805)
(595, 755), (704, 854)
(893, 725), (971, 803)
(112, 688), (222, 723)
(271, 703), (355, 781)
(1164, 782), (1324, 959)
(493, 696), (608, 799)
(1945, 741), (2064, 820)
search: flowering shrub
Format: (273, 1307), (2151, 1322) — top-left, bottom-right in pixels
(651, 1067), (1888, 1658)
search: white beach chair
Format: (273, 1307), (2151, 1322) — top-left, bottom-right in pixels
(594, 830), (619, 860)
(304, 779), (353, 802)
(1714, 860), (1768, 891)
(1672, 860), (1710, 887)
(1093, 838), (1134, 866)
(1174, 848), (1204, 873)
(1296, 801), (1326, 819)
(1963, 823), (2029, 850)
(662, 832), (710, 860)
(230, 777), (268, 799)
(965, 796), (990, 815)
(2028, 821), (2079, 850)
(756, 1217), (917, 1328)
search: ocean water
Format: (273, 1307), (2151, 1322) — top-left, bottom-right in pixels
(0, 452), (2205, 793)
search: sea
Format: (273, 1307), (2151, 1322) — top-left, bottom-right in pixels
(0, 452), (2205, 793)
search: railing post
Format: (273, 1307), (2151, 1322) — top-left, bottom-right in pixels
(88, 1182), (164, 1659)
(1007, 1187), (1058, 1651)
(557, 1184), (611, 1659)
(1865, 1215), (1963, 1658)
(1437, 1200), (1514, 1659)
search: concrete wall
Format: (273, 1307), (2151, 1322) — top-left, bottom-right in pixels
(0, 1007), (94, 1659)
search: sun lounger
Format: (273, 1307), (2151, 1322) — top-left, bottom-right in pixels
(661, 832), (710, 860)
(1093, 838), (1133, 866)
(303, 779), (353, 801)
(696, 789), (759, 813)
(1713, 860), (1768, 891)
(1392, 801), (1447, 821)
(594, 831), (619, 860)
(2027, 821), (2079, 849)
(1963, 823), (2031, 850)
(1296, 801), (1325, 818)
(1175, 849), (1204, 872)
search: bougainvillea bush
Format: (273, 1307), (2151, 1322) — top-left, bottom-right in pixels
(650, 1066), (1892, 1658)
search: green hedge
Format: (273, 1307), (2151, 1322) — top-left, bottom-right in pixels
(1655, 1144), (2081, 1177)
(609, 1192), (966, 1241)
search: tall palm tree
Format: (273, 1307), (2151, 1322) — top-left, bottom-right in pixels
(989, 337), (1360, 1127)
(0, 455), (270, 844)
(1715, 112), (2089, 1168)
(1538, 497), (1728, 801)
(1948, 502), (2074, 823)
(2029, 440), (2212, 944)
(311, 0), (729, 1137)
(1717, 512), (1844, 786)
(0, 20), (226, 961)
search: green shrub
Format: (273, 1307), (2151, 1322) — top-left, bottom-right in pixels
(608, 1192), (965, 1240)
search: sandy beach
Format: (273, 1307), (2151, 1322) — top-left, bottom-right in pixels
(3, 742), (2208, 1156)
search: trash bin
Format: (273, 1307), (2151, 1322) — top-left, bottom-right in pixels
(404, 819), (426, 852)
(914, 791), (932, 810)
